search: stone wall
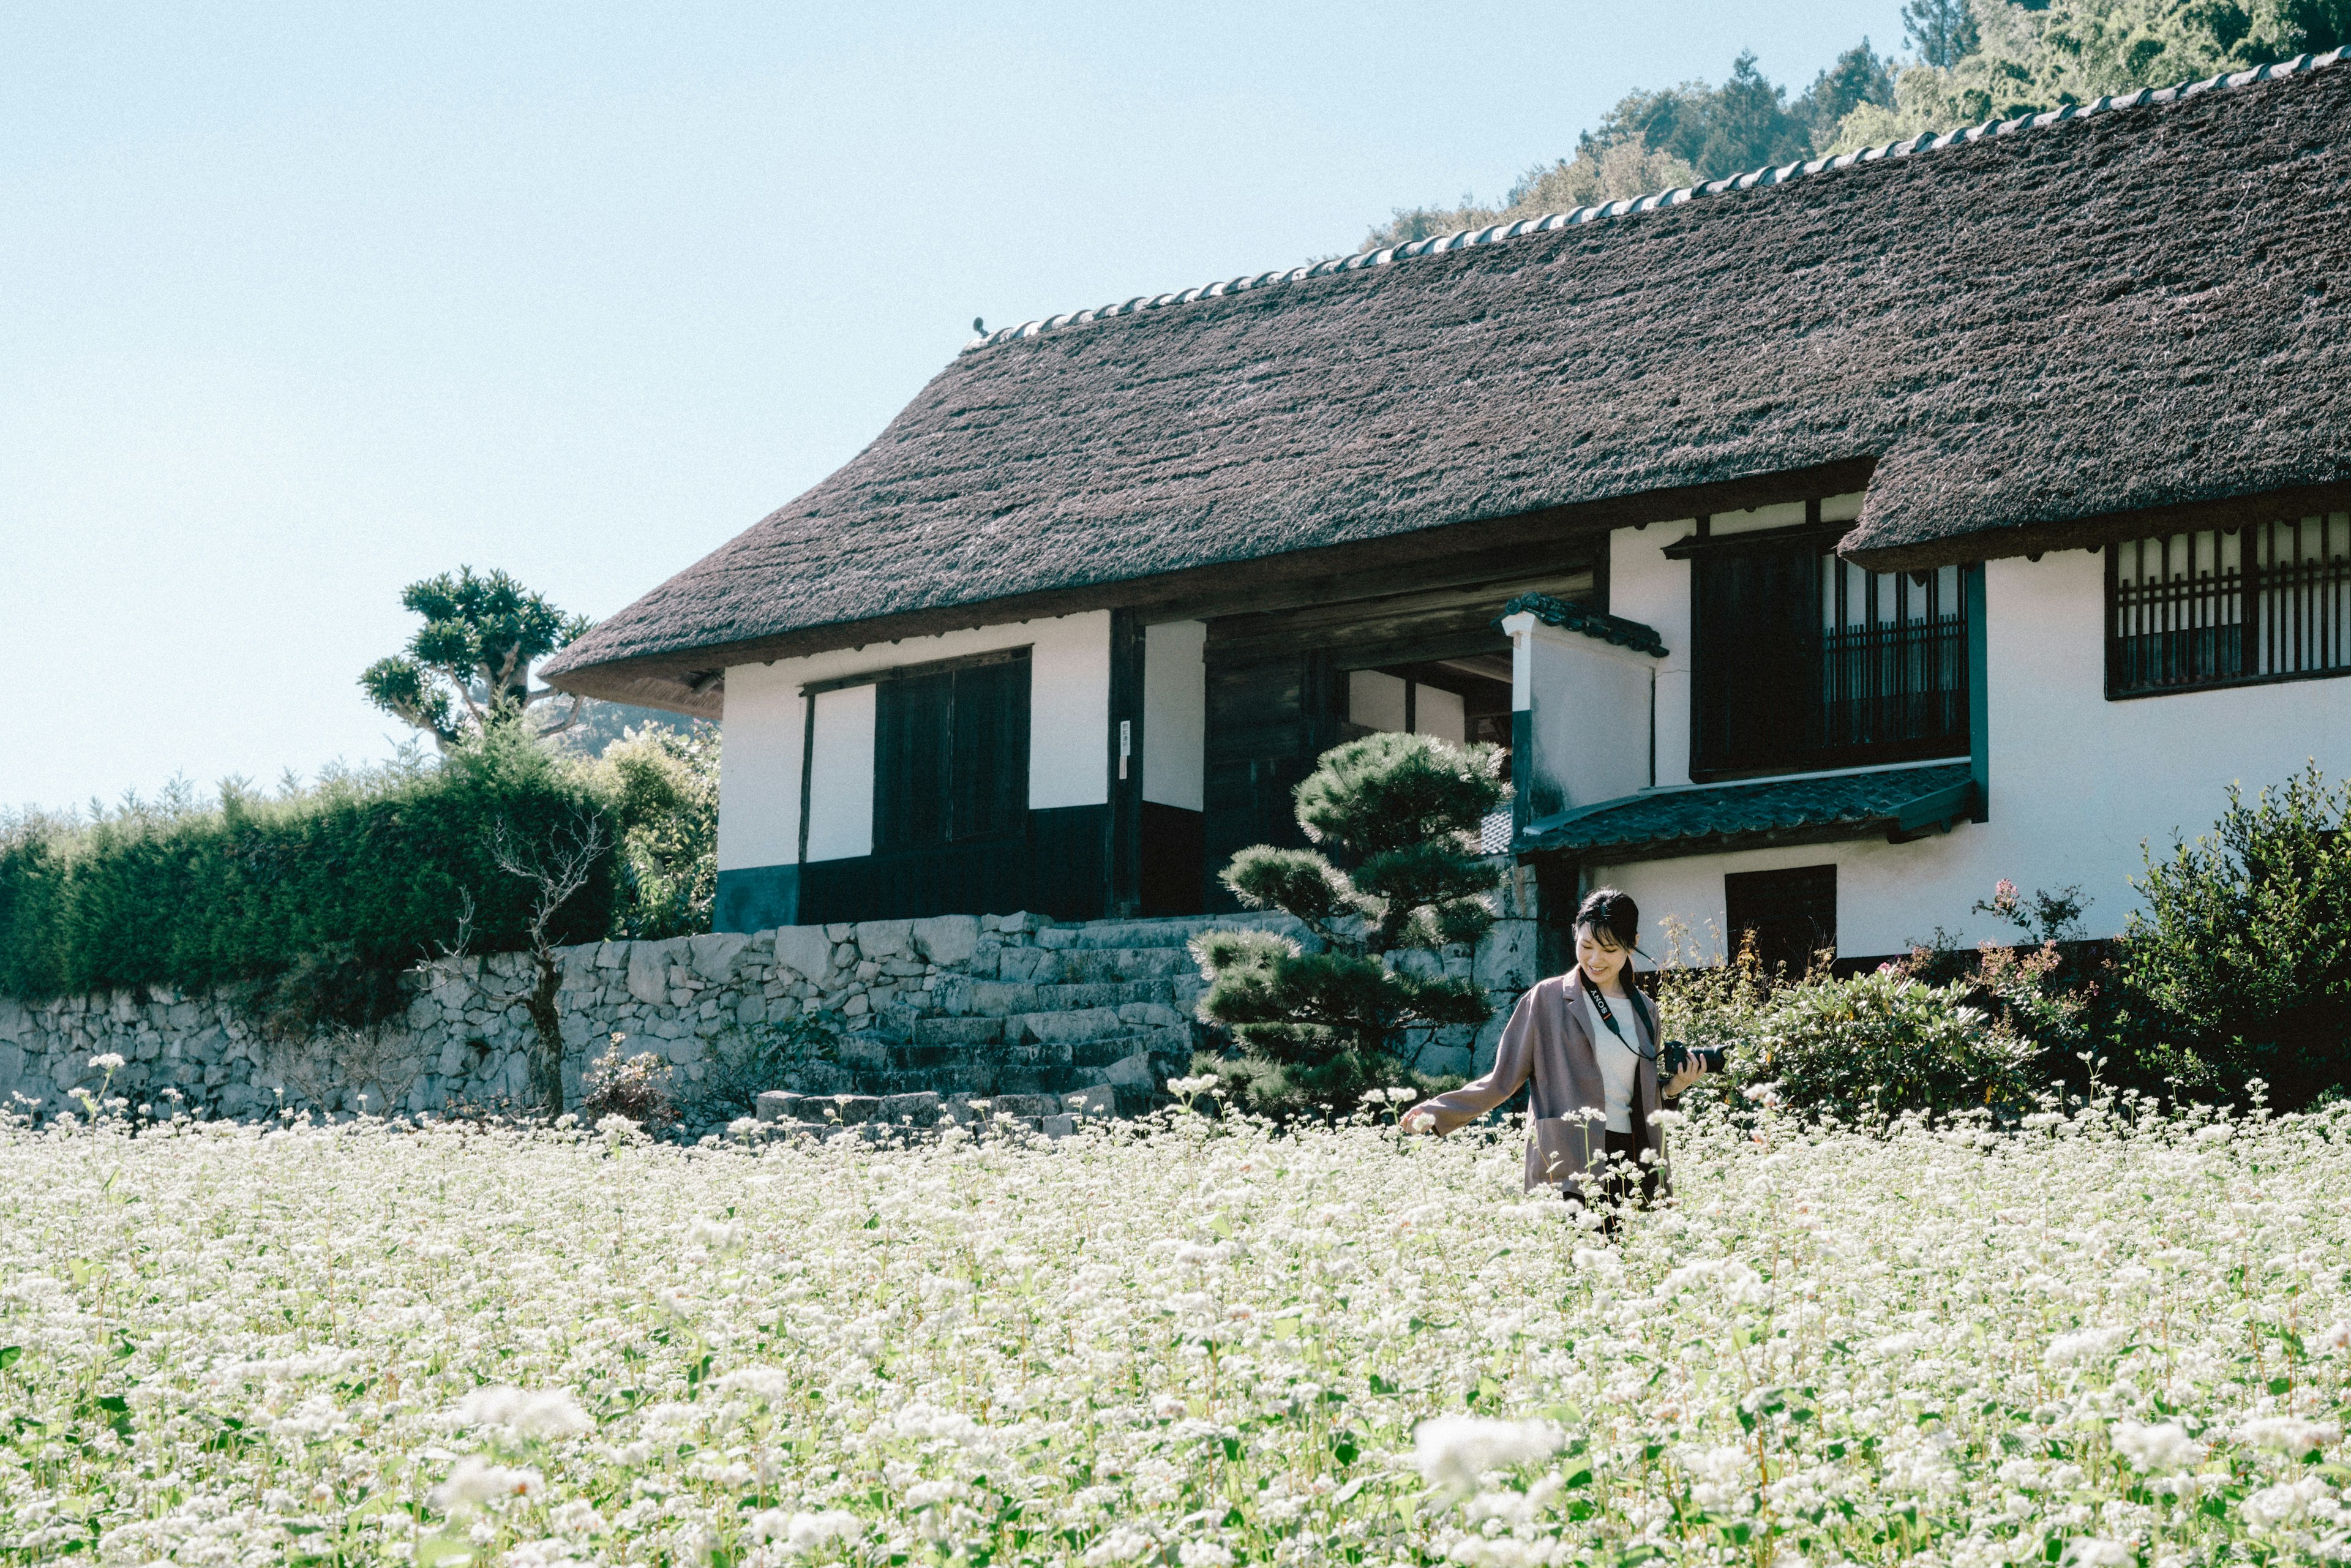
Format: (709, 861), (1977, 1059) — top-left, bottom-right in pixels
(0, 887), (1545, 1127)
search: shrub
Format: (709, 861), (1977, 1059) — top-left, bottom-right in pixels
(1705, 966), (2041, 1120)
(578, 1039), (678, 1130)
(0, 727), (619, 1023)
(2118, 763), (2351, 1105)
(600, 722), (719, 941)
(1191, 733), (1504, 1119)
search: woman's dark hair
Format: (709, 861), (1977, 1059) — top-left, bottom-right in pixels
(1573, 887), (1641, 951)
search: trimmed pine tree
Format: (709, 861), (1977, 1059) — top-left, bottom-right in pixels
(1190, 732), (1505, 1117)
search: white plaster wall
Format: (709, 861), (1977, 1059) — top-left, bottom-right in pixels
(803, 685), (876, 863)
(1593, 549), (2351, 954)
(717, 611), (1111, 873)
(1507, 615), (1656, 817)
(1142, 620), (1206, 812)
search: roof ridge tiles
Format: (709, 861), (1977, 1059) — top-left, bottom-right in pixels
(964, 47), (2346, 354)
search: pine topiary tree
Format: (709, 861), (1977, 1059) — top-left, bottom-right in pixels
(1190, 732), (1506, 1117)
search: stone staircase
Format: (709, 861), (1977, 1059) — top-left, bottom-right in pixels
(763, 912), (1305, 1112)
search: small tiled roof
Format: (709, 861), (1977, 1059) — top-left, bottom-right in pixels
(1522, 762), (1978, 861)
(1498, 593), (1667, 656)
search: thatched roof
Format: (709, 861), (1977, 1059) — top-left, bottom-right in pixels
(549, 52), (2351, 712)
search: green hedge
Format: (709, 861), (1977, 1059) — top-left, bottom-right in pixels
(0, 732), (618, 1018)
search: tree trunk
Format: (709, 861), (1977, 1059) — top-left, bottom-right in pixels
(523, 952), (566, 1116)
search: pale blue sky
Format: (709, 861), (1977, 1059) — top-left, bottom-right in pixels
(2, 1), (1905, 812)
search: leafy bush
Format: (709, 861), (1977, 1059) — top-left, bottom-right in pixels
(0, 726), (619, 1022)
(601, 722), (719, 941)
(2118, 764), (2351, 1105)
(1191, 732), (1503, 1119)
(1679, 965), (2041, 1121)
(577, 1039), (678, 1130)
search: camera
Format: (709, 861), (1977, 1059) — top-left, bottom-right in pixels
(1662, 1040), (1728, 1078)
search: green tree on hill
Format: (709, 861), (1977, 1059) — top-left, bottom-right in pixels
(361, 568), (590, 752)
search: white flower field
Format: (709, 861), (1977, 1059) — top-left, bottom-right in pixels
(3, 1095), (2349, 1567)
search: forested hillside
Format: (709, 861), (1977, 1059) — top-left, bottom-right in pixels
(1364, 0), (2350, 247)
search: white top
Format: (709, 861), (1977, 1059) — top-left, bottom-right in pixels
(1581, 986), (1644, 1135)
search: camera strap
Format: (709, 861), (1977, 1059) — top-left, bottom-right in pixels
(1586, 983), (1656, 1063)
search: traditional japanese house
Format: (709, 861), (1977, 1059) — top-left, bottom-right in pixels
(546, 50), (2351, 969)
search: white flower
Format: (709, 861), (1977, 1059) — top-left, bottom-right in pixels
(2044, 1326), (2128, 1366)
(1165, 1076), (1220, 1097)
(2238, 1415), (2337, 1454)
(2112, 1420), (2202, 1472)
(453, 1386), (592, 1440)
(1178, 1543), (1234, 1567)
(430, 1456), (544, 1509)
(775, 1509), (861, 1548)
(715, 1367), (792, 1401)
(88, 1054), (126, 1072)
(2192, 1123), (2235, 1142)
(2064, 1539), (2134, 1566)
(1082, 1528), (1158, 1564)
(1411, 1416), (1563, 1493)
(904, 1479), (961, 1508)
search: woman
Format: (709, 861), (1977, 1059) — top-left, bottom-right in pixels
(1403, 888), (1705, 1220)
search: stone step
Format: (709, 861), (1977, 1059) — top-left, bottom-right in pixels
(911, 1015), (1003, 1048)
(1033, 914), (1300, 951)
(937, 977), (1176, 1016)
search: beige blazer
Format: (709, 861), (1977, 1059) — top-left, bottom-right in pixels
(1405, 969), (1670, 1195)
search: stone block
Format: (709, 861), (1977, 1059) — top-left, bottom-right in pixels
(1116, 1001), (1186, 1029)
(756, 1089), (804, 1123)
(735, 996), (767, 1027)
(1472, 1010), (1510, 1076)
(771, 926), (834, 984)
(842, 993), (870, 1017)
(877, 1091), (941, 1127)
(991, 1092), (1060, 1118)
(1102, 1051), (1157, 1089)
(0, 1042), (21, 1088)
(596, 941), (627, 969)
(985, 912), (1044, 935)
(1066, 1084), (1116, 1118)
(824, 923), (853, 942)
(1042, 1114), (1078, 1138)
(1474, 920), (1540, 993)
(996, 947), (1062, 984)
(910, 913), (982, 967)
(828, 1094), (881, 1125)
(853, 919), (914, 958)
(689, 932), (751, 981)
(1009, 1007), (1124, 1045)
(913, 1016), (1003, 1048)
(626, 945), (671, 1007)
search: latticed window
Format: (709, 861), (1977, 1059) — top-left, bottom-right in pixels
(1692, 533), (1971, 778)
(2107, 514), (2351, 698)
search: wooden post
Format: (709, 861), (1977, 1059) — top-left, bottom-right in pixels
(1106, 609), (1145, 918)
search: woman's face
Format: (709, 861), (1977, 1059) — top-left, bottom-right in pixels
(1575, 923), (1629, 988)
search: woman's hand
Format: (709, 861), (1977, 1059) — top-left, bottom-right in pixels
(1663, 1057), (1707, 1099)
(1400, 1108), (1440, 1136)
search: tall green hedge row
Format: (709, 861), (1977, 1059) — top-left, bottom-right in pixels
(0, 732), (618, 1008)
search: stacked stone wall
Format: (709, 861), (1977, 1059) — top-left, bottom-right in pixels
(0, 887), (1544, 1125)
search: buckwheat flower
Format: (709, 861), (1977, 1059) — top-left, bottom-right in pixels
(430, 1456), (544, 1509)
(2319, 1320), (2351, 1353)
(88, 1054), (126, 1073)
(904, 1479), (961, 1508)
(2044, 1327), (2128, 1367)
(2112, 1420), (2202, 1472)
(2238, 1415), (2337, 1454)
(454, 1387), (591, 1441)
(784, 1510), (861, 1549)
(716, 1367), (792, 1401)
(1178, 1543), (1235, 1567)
(1082, 1528), (1158, 1564)
(1412, 1416), (1563, 1494)
(2240, 1476), (2334, 1527)
(2065, 1539), (2133, 1566)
